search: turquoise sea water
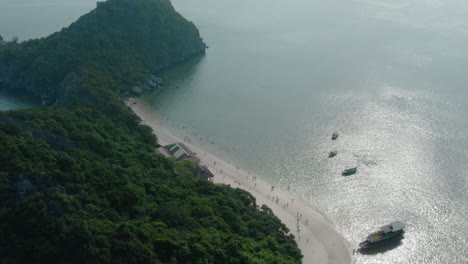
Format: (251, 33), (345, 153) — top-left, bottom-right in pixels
(0, 91), (36, 110)
(143, 0), (468, 263)
(2, 0), (468, 263)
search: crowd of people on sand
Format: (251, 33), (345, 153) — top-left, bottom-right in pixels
(142, 112), (318, 249)
(212, 155), (315, 246)
(169, 122), (239, 155)
(128, 99), (236, 155)
(198, 139), (319, 246)
(129, 101), (353, 258)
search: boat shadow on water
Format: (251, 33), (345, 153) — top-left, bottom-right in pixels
(359, 239), (404, 256)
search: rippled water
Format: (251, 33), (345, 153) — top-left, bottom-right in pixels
(2, 0), (468, 263)
(141, 0), (468, 263)
(0, 91), (36, 111)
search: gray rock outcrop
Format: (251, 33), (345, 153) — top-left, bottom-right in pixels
(128, 74), (166, 96)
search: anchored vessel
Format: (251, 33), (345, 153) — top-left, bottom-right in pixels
(342, 167), (357, 176)
(332, 132), (338, 140)
(359, 221), (405, 250)
(328, 150), (338, 157)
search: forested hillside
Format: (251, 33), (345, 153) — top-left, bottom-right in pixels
(0, 0), (206, 104)
(0, 107), (302, 263)
(0, 0), (303, 263)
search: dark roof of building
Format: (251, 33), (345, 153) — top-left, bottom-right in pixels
(165, 143), (195, 159)
(177, 143), (194, 156)
(189, 165), (214, 180)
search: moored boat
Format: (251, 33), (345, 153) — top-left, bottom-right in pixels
(341, 167), (357, 176)
(359, 221), (405, 251)
(332, 132), (338, 140)
(328, 150), (338, 157)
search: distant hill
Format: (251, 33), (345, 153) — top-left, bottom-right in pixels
(0, 0), (206, 105)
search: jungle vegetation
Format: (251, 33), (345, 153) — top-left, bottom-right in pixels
(0, 0), (302, 263)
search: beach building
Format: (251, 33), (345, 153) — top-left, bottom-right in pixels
(155, 142), (197, 161)
(154, 142), (212, 180)
(154, 146), (172, 158)
(189, 164), (214, 181)
(166, 142), (196, 160)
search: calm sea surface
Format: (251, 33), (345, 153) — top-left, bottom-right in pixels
(0, 91), (36, 110)
(2, 0), (468, 263)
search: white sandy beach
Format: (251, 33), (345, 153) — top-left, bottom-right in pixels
(127, 98), (353, 264)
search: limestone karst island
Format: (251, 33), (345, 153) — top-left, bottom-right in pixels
(3, 0), (467, 264)
(0, 0), (306, 263)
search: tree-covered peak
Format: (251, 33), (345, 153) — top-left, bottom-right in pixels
(0, 0), (206, 105)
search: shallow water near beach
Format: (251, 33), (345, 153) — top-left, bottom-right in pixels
(142, 0), (468, 263)
(0, 91), (36, 111)
(2, 0), (468, 263)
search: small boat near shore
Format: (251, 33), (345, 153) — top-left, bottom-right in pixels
(359, 221), (405, 251)
(342, 167), (357, 176)
(332, 132), (338, 140)
(328, 150), (338, 157)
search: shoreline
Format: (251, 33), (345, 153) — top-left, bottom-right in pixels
(127, 98), (353, 264)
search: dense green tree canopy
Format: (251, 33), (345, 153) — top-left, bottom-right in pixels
(0, 0), (303, 263)
(0, 0), (206, 104)
(0, 107), (302, 263)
